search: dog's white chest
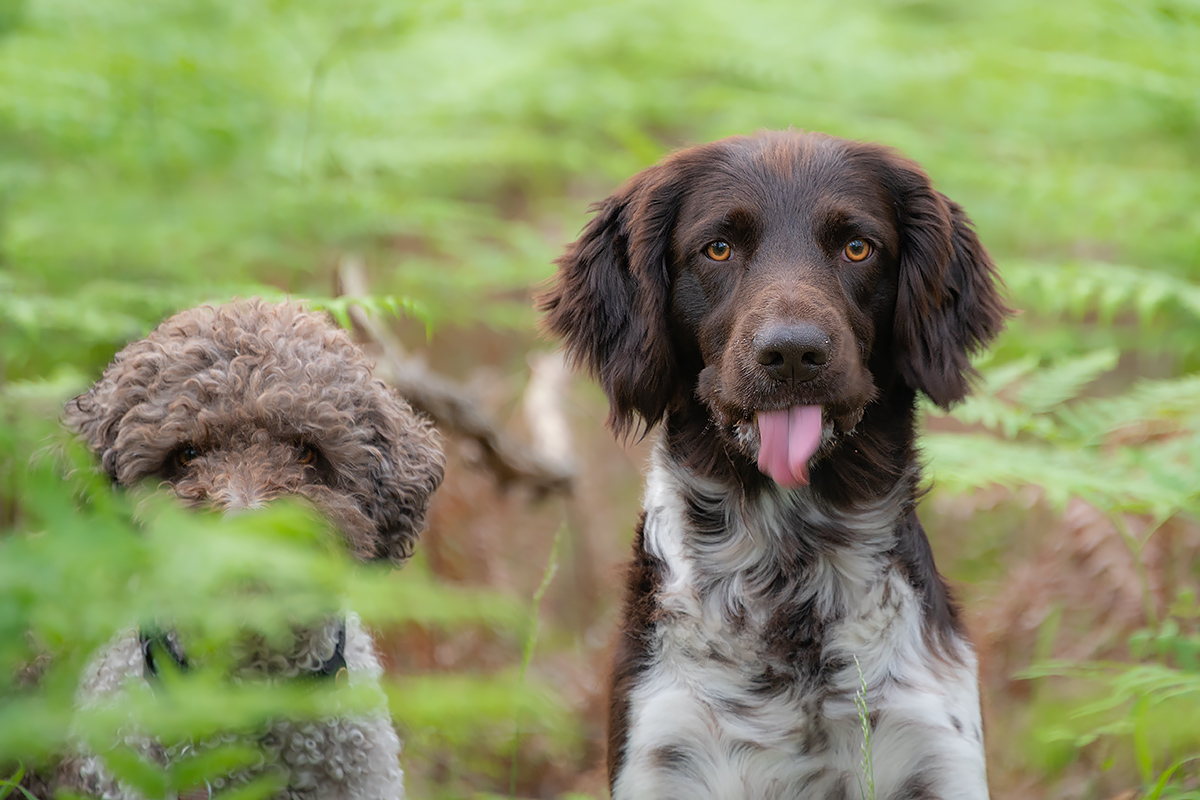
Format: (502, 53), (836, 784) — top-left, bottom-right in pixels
(612, 463), (990, 800)
(616, 629), (989, 800)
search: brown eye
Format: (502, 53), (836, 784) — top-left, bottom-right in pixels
(704, 241), (732, 261)
(296, 444), (318, 466)
(843, 239), (872, 262)
(174, 445), (201, 468)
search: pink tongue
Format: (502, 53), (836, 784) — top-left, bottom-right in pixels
(756, 406), (823, 488)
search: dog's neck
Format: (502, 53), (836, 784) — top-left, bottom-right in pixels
(648, 386), (961, 644)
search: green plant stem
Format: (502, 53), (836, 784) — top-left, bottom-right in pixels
(853, 656), (875, 800)
(1111, 513), (1163, 629)
(508, 523), (564, 798)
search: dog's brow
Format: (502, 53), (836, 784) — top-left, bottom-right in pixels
(691, 206), (758, 239)
(819, 208), (890, 244)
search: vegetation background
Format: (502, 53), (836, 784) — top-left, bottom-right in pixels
(1, 0), (1198, 797)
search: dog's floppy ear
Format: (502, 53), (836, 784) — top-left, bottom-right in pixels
(63, 343), (158, 482)
(361, 387), (446, 564)
(537, 163), (685, 438)
(873, 149), (1010, 408)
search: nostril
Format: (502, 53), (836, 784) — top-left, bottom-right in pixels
(800, 348), (827, 367)
(753, 323), (832, 382)
(757, 349), (785, 368)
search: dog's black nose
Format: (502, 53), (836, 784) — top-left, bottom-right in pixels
(754, 323), (831, 382)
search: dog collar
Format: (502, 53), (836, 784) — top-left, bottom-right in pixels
(139, 619), (348, 681)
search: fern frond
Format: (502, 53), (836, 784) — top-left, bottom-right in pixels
(941, 351), (1117, 439)
(1055, 375), (1200, 447)
(944, 393), (1045, 439)
(311, 294), (429, 332)
(1004, 259), (1200, 325)
(923, 433), (1200, 517)
(1016, 349), (1120, 412)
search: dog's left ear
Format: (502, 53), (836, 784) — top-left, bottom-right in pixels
(871, 148), (1011, 408)
(362, 387), (446, 564)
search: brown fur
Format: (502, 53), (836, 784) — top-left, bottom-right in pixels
(64, 299), (444, 562)
(56, 299), (444, 800)
(605, 511), (664, 783)
(539, 131), (1009, 794)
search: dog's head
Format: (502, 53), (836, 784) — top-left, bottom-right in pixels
(539, 131), (1007, 487)
(64, 299), (445, 563)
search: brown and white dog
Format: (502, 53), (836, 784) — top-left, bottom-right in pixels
(540, 131), (1007, 799)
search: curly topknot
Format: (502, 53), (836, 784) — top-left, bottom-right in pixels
(64, 299), (445, 563)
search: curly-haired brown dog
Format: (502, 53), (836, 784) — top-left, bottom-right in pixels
(541, 131), (1008, 799)
(59, 299), (445, 800)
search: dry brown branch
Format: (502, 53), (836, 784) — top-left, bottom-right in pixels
(524, 351), (599, 629)
(335, 258), (574, 497)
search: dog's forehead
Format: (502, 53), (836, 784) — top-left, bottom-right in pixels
(124, 307), (372, 440)
(676, 134), (894, 222)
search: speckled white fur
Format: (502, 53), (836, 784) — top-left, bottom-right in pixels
(612, 442), (988, 800)
(63, 614), (404, 800)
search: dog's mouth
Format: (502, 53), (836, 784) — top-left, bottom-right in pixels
(726, 401), (860, 488)
(754, 405), (826, 488)
(698, 355), (874, 486)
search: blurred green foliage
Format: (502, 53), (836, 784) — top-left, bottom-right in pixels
(2, 0), (1199, 797)
(0, 420), (544, 796)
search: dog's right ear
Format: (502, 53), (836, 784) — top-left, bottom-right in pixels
(63, 354), (144, 482)
(537, 164), (685, 439)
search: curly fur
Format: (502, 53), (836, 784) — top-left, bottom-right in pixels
(64, 300), (443, 563)
(57, 299), (446, 800)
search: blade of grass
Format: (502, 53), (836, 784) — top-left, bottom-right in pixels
(508, 522), (564, 798)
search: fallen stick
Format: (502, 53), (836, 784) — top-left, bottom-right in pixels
(335, 258), (574, 497)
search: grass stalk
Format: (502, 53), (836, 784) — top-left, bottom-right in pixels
(853, 655), (876, 800)
(508, 523), (564, 798)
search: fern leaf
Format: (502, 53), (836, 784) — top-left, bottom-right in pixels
(1016, 348), (1119, 413)
(1004, 259), (1200, 325)
(923, 433), (1199, 517)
